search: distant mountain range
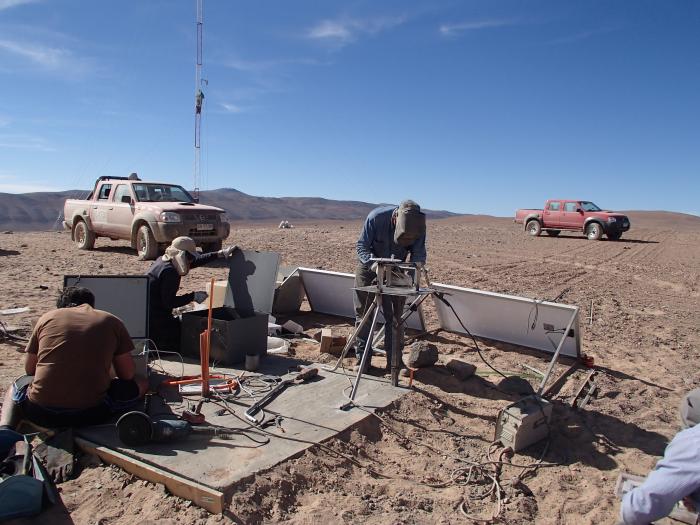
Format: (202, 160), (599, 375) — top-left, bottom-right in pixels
(1, 188), (697, 232)
(0, 188), (458, 231)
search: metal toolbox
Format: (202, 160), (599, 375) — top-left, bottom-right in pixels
(180, 249), (280, 366)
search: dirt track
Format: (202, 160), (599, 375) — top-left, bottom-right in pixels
(1, 214), (698, 524)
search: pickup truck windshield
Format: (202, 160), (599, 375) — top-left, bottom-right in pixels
(132, 183), (194, 203)
(580, 201), (602, 212)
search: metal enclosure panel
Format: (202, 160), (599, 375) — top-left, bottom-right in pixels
(432, 283), (580, 358)
(297, 268), (425, 330)
(226, 250), (280, 315)
(273, 271), (306, 315)
(63, 275), (149, 339)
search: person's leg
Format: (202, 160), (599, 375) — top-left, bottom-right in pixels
(353, 262), (376, 363)
(0, 388), (18, 429)
(105, 378), (146, 416)
(381, 294), (395, 369)
(391, 297), (407, 377)
(0, 376), (32, 429)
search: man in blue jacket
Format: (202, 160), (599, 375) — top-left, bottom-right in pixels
(353, 200), (427, 374)
(620, 388), (700, 524)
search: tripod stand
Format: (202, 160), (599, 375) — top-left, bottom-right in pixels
(326, 259), (434, 409)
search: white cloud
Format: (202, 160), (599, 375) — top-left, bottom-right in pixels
(0, 38), (72, 69)
(0, 134), (55, 152)
(220, 103), (244, 114)
(0, 0), (39, 10)
(309, 20), (354, 42)
(439, 18), (520, 37)
(307, 15), (407, 47)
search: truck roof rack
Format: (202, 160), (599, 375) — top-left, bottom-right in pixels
(89, 174), (141, 199)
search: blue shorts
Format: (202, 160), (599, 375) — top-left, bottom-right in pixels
(12, 376), (141, 428)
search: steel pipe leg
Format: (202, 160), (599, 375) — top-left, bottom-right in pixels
(326, 299), (377, 372)
(344, 296), (382, 407)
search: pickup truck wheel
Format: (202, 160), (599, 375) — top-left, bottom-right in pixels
(546, 230), (561, 237)
(74, 220), (95, 250)
(586, 222), (603, 240)
(607, 232), (622, 241)
(136, 225), (158, 260)
(202, 240), (223, 253)
(526, 220), (542, 237)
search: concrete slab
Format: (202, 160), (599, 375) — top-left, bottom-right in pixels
(77, 356), (407, 491)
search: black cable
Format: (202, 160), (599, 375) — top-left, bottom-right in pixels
(433, 292), (509, 379)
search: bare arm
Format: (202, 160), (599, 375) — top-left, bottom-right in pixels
(24, 353), (38, 375)
(112, 352), (135, 381)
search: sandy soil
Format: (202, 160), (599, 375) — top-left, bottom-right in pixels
(1, 216), (698, 524)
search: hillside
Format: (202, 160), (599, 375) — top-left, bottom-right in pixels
(0, 188), (457, 231)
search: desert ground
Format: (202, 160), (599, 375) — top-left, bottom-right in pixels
(1, 213), (698, 524)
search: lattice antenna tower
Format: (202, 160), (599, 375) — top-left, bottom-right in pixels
(193, 0), (206, 197)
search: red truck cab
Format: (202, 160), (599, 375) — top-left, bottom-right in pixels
(514, 200), (630, 240)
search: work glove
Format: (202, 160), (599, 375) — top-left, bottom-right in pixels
(370, 261), (379, 274)
(414, 261), (424, 270)
(193, 291), (209, 304)
(218, 245), (239, 258)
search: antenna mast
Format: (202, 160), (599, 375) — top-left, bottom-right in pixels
(194, 0), (205, 196)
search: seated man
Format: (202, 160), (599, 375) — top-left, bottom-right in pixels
(0, 287), (148, 429)
(620, 388), (700, 524)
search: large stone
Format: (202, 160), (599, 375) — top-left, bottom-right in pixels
(407, 342), (439, 368)
(446, 359), (476, 381)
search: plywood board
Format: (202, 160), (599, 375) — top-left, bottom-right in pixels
(77, 358), (406, 491)
(63, 275), (149, 339)
(297, 268), (425, 330)
(75, 437), (224, 514)
(432, 283), (580, 358)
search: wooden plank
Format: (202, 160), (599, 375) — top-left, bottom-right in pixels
(541, 362), (580, 399)
(75, 437), (224, 514)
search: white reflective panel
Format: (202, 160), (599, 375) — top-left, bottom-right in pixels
(63, 275), (149, 339)
(432, 283), (580, 358)
(297, 268), (425, 330)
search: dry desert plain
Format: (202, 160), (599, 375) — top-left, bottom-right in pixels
(0, 212), (699, 524)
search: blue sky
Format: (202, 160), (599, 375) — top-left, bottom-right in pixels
(0, 0), (698, 217)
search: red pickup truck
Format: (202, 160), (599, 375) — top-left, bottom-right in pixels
(514, 200), (630, 240)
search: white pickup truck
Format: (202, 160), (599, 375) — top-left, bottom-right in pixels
(63, 175), (230, 260)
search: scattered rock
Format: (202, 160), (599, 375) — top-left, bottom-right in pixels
(37, 285), (49, 290)
(497, 376), (535, 396)
(407, 341), (438, 368)
(446, 359), (476, 380)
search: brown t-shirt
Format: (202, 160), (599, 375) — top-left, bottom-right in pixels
(25, 304), (134, 409)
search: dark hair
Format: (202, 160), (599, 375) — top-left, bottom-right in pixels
(56, 286), (95, 309)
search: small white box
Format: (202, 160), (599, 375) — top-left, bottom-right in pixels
(494, 395), (552, 452)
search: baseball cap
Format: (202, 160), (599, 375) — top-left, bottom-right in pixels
(394, 200), (426, 247)
(170, 236), (198, 257)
